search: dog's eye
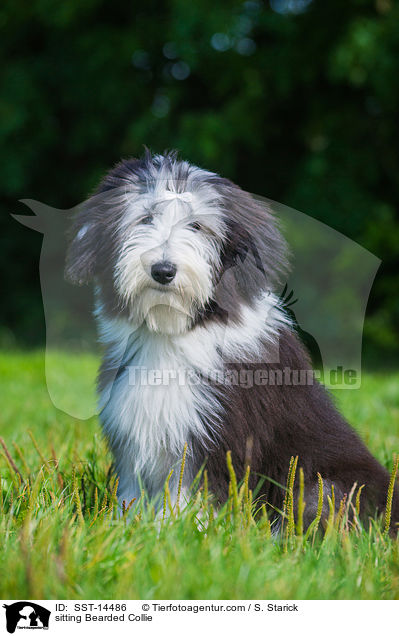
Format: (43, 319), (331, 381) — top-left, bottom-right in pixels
(188, 221), (202, 231)
(139, 214), (153, 225)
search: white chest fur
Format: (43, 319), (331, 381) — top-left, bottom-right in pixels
(97, 314), (223, 501)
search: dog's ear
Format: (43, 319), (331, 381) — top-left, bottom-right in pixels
(222, 219), (265, 276)
(213, 177), (289, 292)
(65, 157), (145, 285)
(64, 202), (100, 285)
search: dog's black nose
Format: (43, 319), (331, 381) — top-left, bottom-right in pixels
(151, 261), (177, 285)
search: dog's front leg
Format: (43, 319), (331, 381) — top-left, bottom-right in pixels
(117, 477), (142, 517)
(112, 447), (142, 516)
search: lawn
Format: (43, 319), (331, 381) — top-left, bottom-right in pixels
(0, 350), (398, 600)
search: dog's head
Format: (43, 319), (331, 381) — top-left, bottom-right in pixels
(65, 151), (288, 335)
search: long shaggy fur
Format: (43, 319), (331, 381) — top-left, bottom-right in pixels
(66, 150), (398, 529)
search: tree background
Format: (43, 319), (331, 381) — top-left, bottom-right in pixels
(0, 0), (398, 362)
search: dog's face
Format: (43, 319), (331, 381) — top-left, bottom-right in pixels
(113, 184), (226, 335)
(65, 152), (287, 335)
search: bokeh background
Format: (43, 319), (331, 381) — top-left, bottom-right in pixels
(1, 0), (398, 364)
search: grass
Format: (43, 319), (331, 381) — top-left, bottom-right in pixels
(0, 349), (399, 600)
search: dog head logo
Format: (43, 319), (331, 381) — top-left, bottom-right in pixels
(13, 153), (380, 415)
(3, 602), (50, 633)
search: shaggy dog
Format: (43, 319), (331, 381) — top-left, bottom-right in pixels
(66, 151), (398, 529)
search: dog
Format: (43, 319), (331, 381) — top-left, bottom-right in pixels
(66, 150), (398, 529)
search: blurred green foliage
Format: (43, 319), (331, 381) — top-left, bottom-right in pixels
(0, 0), (398, 359)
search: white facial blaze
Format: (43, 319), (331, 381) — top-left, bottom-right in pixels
(114, 183), (224, 335)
